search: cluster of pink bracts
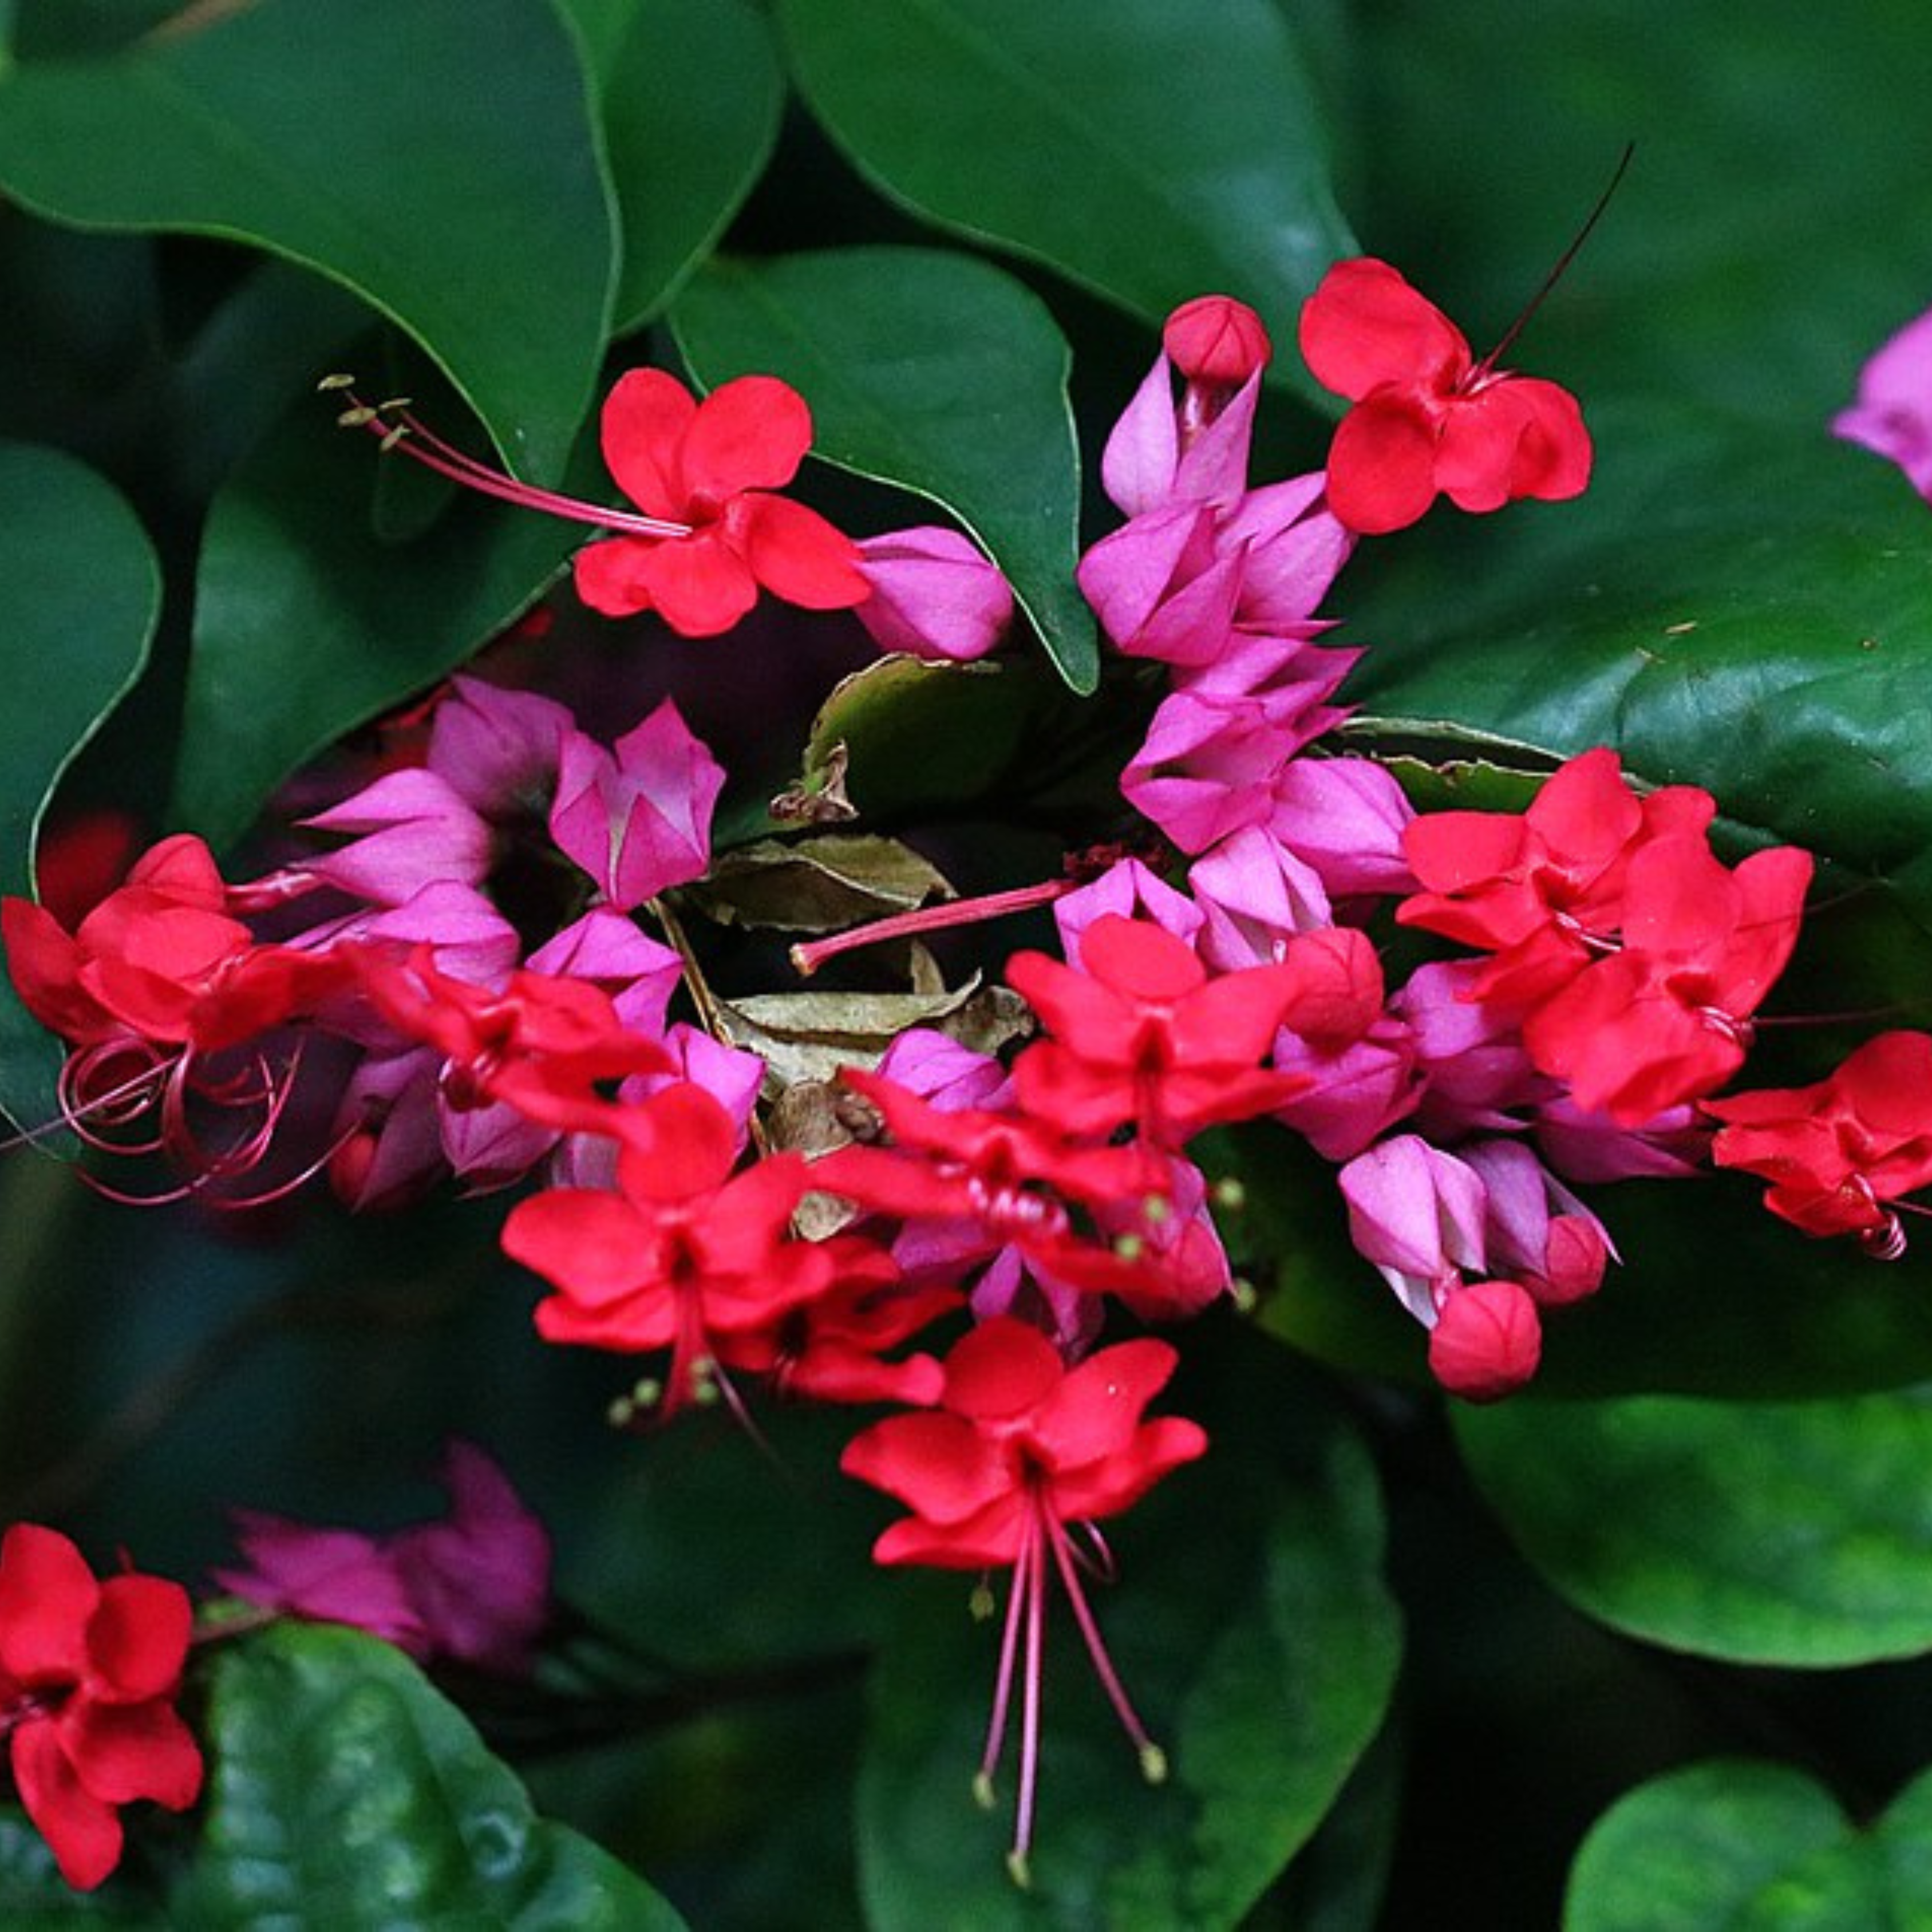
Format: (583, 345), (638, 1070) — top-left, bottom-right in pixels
(6, 264), (1932, 1891)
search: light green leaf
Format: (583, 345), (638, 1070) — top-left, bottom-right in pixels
(1457, 1385), (1932, 1666)
(1566, 1760), (1932, 1931)
(175, 1623), (690, 1929)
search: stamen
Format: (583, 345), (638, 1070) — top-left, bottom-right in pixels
(790, 879), (1073, 979)
(325, 382), (693, 543)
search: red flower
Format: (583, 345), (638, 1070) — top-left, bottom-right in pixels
(500, 1081), (861, 1412)
(572, 370), (871, 636)
(0, 1525), (202, 1892)
(1004, 914), (1316, 1148)
(351, 944), (670, 1137)
(1299, 257), (1591, 535)
(1707, 1031), (1932, 1254)
(1522, 835), (1812, 1125)
(841, 1318), (1206, 1879)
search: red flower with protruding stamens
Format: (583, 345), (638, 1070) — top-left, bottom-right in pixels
(1299, 257), (1591, 535)
(841, 1318), (1206, 1883)
(573, 371), (870, 635)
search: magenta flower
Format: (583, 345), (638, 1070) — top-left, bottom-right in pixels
(548, 699), (725, 910)
(214, 1441), (551, 1676)
(1834, 304), (1932, 499)
(854, 526), (1014, 662)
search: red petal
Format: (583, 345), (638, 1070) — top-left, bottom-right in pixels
(1323, 392), (1443, 535)
(941, 1316), (1063, 1420)
(572, 536), (661, 619)
(60, 1698), (203, 1808)
(634, 531), (760, 638)
(682, 374), (812, 499)
(501, 1189), (650, 1305)
(740, 495), (870, 610)
(599, 368), (697, 519)
(0, 1523), (97, 1683)
(85, 1576), (190, 1702)
(1298, 258), (1470, 401)
(841, 1411), (1014, 1523)
(1033, 1337), (1178, 1467)
(617, 1082), (740, 1201)
(1049, 1415), (1208, 1522)
(1526, 748), (1642, 869)
(11, 1719), (124, 1891)
(1080, 915), (1204, 1003)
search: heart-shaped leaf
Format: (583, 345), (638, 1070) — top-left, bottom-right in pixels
(0, 0), (615, 481)
(775, 0), (1354, 397)
(0, 442), (159, 1132)
(1456, 1385), (1932, 1666)
(1565, 1760), (1932, 1930)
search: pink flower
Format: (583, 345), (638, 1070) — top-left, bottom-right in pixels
(853, 527), (1014, 662)
(548, 700), (725, 911)
(1833, 305), (1932, 499)
(214, 1442), (552, 1676)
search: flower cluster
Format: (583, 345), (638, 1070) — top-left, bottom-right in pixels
(8, 273), (1925, 1895)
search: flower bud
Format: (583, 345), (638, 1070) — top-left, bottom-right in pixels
(1162, 295), (1273, 386)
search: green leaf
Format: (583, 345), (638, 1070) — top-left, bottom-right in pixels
(0, 1812), (166, 1926)
(171, 398), (584, 851)
(1348, 404), (1932, 923)
(773, 0), (1355, 394)
(1356, 0), (1932, 429)
(856, 1337), (1400, 1929)
(0, 441), (159, 1131)
(560, 0), (785, 332)
(175, 1623), (690, 1929)
(0, 0), (616, 481)
(670, 248), (1097, 691)
(1456, 1385), (1932, 1666)
(688, 833), (953, 933)
(1565, 1760), (1932, 1930)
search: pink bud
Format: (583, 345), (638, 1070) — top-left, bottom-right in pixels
(1163, 295), (1273, 386)
(854, 527), (1013, 662)
(1428, 1279), (1542, 1401)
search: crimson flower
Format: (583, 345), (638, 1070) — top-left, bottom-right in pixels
(351, 944), (670, 1137)
(0, 1524), (202, 1892)
(841, 1318), (1206, 1882)
(572, 370), (870, 635)
(500, 1081), (862, 1413)
(1004, 914), (1317, 1148)
(1707, 1031), (1932, 1255)
(1299, 257), (1591, 535)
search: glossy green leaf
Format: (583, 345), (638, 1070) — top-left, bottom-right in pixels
(775, 0), (1354, 392)
(671, 249), (1097, 690)
(0, 1813), (164, 1926)
(0, 0), (615, 481)
(1356, 0), (1932, 428)
(856, 1338), (1400, 1929)
(175, 1622), (690, 1929)
(0, 441), (158, 1132)
(560, 0), (785, 331)
(1456, 1385), (1932, 1666)
(171, 400), (583, 850)
(1565, 1760), (1932, 1930)
(1347, 404), (1932, 923)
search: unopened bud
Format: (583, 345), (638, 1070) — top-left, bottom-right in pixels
(1163, 294), (1273, 386)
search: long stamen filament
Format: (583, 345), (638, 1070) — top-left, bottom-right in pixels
(1045, 1514), (1162, 1775)
(791, 879), (1073, 979)
(329, 385), (693, 543)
